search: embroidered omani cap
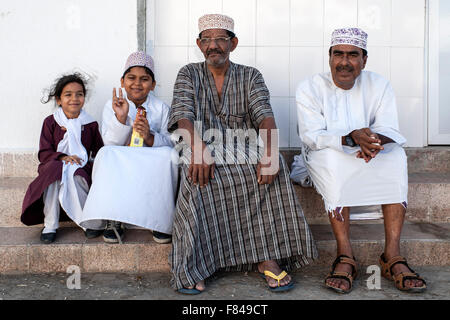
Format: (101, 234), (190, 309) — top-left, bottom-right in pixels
(198, 14), (234, 34)
(124, 51), (155, 74)
(330, 28), (368, 50)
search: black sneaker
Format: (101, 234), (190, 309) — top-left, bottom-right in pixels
(152, 231), (172, 244)
(103, 221), (124, 243)
(40, 231), (56, 244)
(84, 229), (103, 239)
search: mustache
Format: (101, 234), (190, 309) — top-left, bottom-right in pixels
(206, 49), (224, 56)
(336, 65), (354, 72)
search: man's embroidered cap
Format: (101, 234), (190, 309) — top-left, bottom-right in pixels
(198, 14), (234, 34)
(331, 28), (368, 50)
(124, 51), (155, 74)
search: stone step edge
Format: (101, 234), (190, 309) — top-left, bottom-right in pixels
(1, 175), (449, 228)
(2, 223), (448, 245)
(1, 240), (447, 274)
(0, 223), (448, 274)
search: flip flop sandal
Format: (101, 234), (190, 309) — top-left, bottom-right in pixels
(260, 270), (295, 292)
(379, 253), (427, 293)
(177, 287), (203, 295)
(324, 255), (358, 294)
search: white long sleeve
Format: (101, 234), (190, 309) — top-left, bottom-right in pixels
(101, 101), (133, 146)
(100, 93), (174, 148)
(296, 79), (346, 152)
(296, 71), (406, 152)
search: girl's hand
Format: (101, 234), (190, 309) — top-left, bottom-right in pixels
(112, 88), (129, 124)
(59, 155), (83, 166)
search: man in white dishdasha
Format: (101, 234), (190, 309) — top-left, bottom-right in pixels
(296, 27), (426, 294)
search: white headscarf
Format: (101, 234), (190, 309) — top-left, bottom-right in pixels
(53, 107), (95, 226)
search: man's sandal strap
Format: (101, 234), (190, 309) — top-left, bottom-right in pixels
(264, 270), (288, 287)
(394, 272), (427, 290)
(331, 255), (357, 278)
(324, 271), (354, 293)
(380, 254), (410, 278)
(326, 271), (354, 282)
(380, 254), (427, 291)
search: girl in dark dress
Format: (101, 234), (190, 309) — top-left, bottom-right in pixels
(21, 73), (104, 243)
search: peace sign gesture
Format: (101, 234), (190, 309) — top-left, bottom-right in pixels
(112, 88), (129, 125)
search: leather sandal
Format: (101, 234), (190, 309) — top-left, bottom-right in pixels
(324, 255), (358, 294)
(379, 253), (427, 293)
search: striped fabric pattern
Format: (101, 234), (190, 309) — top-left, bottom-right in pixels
(168, 61), (318, 290)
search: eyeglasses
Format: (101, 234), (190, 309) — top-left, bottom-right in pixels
(198, 37), (231, 46)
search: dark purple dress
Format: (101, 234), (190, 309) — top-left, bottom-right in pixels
(21, 115), (104, 226)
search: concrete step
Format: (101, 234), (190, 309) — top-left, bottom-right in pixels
(2, 172), (449, 228)
(295, 172), (450, 224)
(1, 223), (448, 274)
(0, 152), (39, 178)
(2, 147), (450, 178)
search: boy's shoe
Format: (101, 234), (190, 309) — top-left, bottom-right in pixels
(103, 221), (124, 244)
(40, 231), (56, 244)
(84, 229), (103, 239)
(152, 231), (172, 244)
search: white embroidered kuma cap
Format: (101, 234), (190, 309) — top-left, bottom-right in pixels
(330, 28), (368, 50)
(198, 14), (235, 34)
(124, 51), (155, 74)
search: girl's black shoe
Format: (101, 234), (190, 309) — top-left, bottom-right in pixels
(40, 231), (56, 244)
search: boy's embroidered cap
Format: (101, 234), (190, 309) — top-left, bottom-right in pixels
(124, 51), (155, 74)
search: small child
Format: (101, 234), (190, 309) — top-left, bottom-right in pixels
(21, 73), (105, 243)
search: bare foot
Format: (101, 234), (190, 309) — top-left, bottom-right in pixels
(187, 280), (205, 292)
(258, 260), (292, 288)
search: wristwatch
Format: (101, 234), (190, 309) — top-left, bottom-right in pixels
(345, 134), (357, 147)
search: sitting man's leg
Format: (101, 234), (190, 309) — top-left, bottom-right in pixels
(325, 207), (357, 292)
(381, 203), (426, 290)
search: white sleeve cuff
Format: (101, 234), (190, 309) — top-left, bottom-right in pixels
(103, 115), (132, 146)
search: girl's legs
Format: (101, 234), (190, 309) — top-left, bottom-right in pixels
(43, 177), (105, 234)
(42, 181), (61, 234)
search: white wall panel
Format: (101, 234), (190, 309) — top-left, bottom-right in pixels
(0, 0), (138, 149)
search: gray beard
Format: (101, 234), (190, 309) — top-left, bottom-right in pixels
(206, 55), (228, 68)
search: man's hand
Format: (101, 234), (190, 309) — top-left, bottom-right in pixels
(257, 117), (280, 185)
(257, 154), (280, 185)
(112, 88), (129, 124)
(59, 155), (83, 166)
(351, 128), (384, 163)
(189, 142), (215, 188)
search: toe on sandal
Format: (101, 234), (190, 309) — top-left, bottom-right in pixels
(324, 255), (358, 294)
(379, 253), (427, 293)
(260, 270), (295, 292)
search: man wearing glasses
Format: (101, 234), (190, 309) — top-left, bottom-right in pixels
(167, 14), (317, 295)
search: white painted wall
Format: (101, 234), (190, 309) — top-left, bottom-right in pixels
(147, 0), (427, 147)
(0, 0), (428, 151)
(0, 0), (138, 151)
